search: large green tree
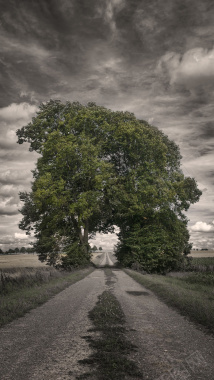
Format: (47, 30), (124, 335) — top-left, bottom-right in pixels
(17, 100), (201, 270)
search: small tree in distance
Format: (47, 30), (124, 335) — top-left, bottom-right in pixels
(92, 245), (98, 252)
(99, 247), (103, 251)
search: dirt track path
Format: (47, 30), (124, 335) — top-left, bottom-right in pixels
(111, 269), (214, 380)
(0, 268), (214, 379)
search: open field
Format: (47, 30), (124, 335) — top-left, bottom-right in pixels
(189, 250), (214, 258)
(0, 251), (115, 269)
(0, 254), (46, 269)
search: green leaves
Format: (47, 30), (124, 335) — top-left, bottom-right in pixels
(17, 100), (201, 270)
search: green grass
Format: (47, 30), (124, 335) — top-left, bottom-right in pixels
(0, 267), (64, 294)
(183, 272), (214, 286)
(78, 290), (143, 380)
(125, 269), (214, 334)
(181, 256), (214, 272)
(191, 257), (214, 266)
(0, 267), (94, 328)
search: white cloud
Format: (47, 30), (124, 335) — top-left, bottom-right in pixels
(0, 102), (37, 122)
(191, 221), (214, 232)
(157, 47), (214, 88)
(0, 184), (17, 197)
(0, 169), (32, 185)
(15, 232), (28, 240)
(90, 228), (119, 250)
(0, 198), (19, 216)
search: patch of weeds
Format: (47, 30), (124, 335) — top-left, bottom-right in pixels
(78, 291), (143, 380)
(125, 269), (214, 335)
(0, 267), (94, 328)
(183, 272), (214, 286)
(180, 256), (214, 272)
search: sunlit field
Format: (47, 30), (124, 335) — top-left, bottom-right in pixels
(189, 250), (214, 258)
(0, 254), (46, 269)
(0, 251), (112, 269)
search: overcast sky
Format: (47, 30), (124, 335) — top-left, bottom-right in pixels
(1, 0), (214, 251)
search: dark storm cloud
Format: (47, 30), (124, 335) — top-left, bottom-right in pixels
(0, 0), (213, 107)
(0, 0), (120, 105)
(1, 0), (214, 248)
(0, 208), (19, 216)
(205, 170), (214, 178)
(114, 0), (214, 64)
(199, 147), (214, 157)
(199, 122), (214, 140)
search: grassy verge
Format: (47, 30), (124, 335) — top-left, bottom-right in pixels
(181, 256), (214, 272)
(78, 291), (142, 380)
(191, 257), (214, 266)
(0, 266), (94, 328)
(125, 269), (214, 335)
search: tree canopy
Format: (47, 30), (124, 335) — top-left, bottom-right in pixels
(17, 100), (202, 271)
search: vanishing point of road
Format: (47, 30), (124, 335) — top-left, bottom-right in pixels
(0, 252), (214, 379)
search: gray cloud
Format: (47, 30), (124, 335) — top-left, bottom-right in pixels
(0, 0), (214, 249)
(198, 122), (214, 140)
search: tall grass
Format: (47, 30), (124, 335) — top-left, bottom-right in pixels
(125, 269), (214, 334)
(0, 267), (63, 294)
(0, 266), (94, 327)
(180, 256), (214, 272)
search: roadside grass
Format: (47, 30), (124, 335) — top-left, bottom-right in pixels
(125, 269), (214, 335)
(0, 253), (46, 269)
(192, 257), (214, 266)
(0, 266), (94, 328)
(78, 291), (142, 380)
(0, 267), (64, 294)
(182, 256), (214, 272)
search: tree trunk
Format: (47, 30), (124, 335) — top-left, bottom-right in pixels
(83, 220), (89, 254)
(77, 220), (89, 254)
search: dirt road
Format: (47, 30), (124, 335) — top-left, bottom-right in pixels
(91, 251), (117, 267)
(0, 267), (214, 379)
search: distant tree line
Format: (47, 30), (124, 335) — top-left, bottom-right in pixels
(91, 246), (103, 252)
(0, 245), (103, 255)
(0, 247), (35, 255)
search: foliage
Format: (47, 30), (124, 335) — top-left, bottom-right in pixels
(17, 100), (201, 271)
(191, 256), (214, 266)
(60, 241), (91, 269)
(116, 210), (191, 273)
(179, 256), (214, 272)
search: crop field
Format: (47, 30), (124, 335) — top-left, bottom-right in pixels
(0, 254), (46, 269)
(189, 250), (214, 258)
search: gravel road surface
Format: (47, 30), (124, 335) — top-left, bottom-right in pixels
(1, 264), (214, 380)
(99, 252), (115, 267)
(91, 251), (117, 267)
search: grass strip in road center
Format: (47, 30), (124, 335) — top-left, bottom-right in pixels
(78, 290), (143, 380)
